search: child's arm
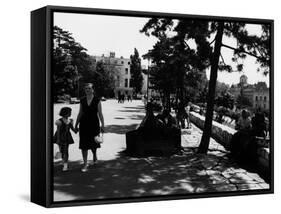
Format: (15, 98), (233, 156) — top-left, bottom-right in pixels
(69, 119), (77, 134)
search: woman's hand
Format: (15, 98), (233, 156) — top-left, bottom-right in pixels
(100, 126), (105, 133)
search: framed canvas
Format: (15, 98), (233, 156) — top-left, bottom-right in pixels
(31, 5), (274, 208)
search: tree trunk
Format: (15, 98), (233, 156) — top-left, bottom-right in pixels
(198, 22), (224, 154)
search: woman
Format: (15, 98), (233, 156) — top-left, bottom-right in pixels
(75, 83), (105, 172)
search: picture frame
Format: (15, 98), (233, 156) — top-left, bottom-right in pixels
(31, 5), (274, 208)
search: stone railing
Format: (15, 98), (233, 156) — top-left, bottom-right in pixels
(189, 111), (270, 172)
(189, 112), (236, 150)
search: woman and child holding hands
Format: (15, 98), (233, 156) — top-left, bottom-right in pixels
(54, 83), (105, 172)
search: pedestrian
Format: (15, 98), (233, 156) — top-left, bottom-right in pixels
(54, 107), (77, 171)
(75, 83), (105, 172)
(185, 102), (191, 129)
(176, 101), (187, 129)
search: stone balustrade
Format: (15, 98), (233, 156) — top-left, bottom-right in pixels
(189, 111), (270, 173)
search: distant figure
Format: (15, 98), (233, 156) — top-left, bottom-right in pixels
(54, 107), (77, 171)
(251, 108), (266, 137)
(121, 94), (125, 103)
(117, 92), (121, 103)
(127, 94), (132, 102)
(176, 101), (187, 128)
(185, 102), (191, 129)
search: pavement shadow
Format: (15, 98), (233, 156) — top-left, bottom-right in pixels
(128, 114), (144, 120)
(105, 124), (139, 134)
(53, 148), (260, 201)
(118, 109), (143, 113)
(123, 106), (144, 110)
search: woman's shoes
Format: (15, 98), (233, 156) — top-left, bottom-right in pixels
(81, 164), (89, 172)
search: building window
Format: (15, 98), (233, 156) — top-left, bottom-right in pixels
(255, 96), (258, 101)
(264, 104), (266, 109)
(264, 96), (267, 101)
(128, 62), (130, 65)
(125, 68), (128, 74)
(125, 79), (128, 88)
(121, 61), (124, 64)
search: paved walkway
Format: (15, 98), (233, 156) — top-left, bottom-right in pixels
(53, 100), (269, 202)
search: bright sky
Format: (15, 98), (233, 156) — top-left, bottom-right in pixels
(54, 12), (270, 86)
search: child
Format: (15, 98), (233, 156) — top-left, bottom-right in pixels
(54, 107), (76, 171)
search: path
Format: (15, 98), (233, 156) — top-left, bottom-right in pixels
(53, 99), (269, 202)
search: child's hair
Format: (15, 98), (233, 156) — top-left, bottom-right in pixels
(59, 107), (72, 117)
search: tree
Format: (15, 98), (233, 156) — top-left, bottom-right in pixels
(141, 19), (270, 154)
(141, 19), (212, 110)
(130, 48), (143, 95)
(53, 26), (90, 100)
(198, 22), (270, 153)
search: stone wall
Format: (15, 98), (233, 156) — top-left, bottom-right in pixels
(189, 112), (236, 150)
(189, 112), (270, 172)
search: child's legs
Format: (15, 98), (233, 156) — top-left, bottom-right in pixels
(59, 145), (69, 163)
(82, 150), (88, 165)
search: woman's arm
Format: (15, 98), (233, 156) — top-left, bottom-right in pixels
(55, 120), (62, 144)
(97, 101), (105, 132)
(75, 103), (83, 130)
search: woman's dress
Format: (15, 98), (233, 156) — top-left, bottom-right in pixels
(79, 97), (101, 150)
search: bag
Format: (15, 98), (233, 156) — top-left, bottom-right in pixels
(54, 144), (62, 159)
(94, 134), (104, 144)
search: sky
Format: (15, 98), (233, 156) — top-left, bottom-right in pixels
(54, 12), (270, 86)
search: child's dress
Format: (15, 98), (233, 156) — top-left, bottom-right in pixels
(54, 118), (74, 154)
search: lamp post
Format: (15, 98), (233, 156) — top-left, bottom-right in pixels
(147, 57), (150, 102)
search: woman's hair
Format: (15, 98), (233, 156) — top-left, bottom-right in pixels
(84, 83), (94, 89)
(59, 107), (72, 117)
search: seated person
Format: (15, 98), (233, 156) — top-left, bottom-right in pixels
(251, 108), (267, 137)
(231, 110), (254, 160)
(156, 109), (178, 128)
(139, 102), (161, 129)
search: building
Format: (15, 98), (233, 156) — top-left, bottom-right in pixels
(228, 74), (269, 111)
(94, 52), (133, 97)
(253, 89), (270, 110)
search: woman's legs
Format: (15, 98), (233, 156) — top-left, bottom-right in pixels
(81, 149), (89, 172)
(82, 150), (88, 166)
(91, 148), (97, 163)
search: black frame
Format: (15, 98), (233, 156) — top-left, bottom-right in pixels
(31, 5), (274, 208)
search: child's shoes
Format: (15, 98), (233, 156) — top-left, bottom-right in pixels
(62, 163), (68, 171)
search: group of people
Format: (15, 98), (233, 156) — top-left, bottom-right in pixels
(230, 108), (268, 162)
(54, 83), (105, 172)
(117, 92), (132, 103)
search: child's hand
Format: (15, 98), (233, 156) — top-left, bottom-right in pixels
(75, 127), (79, 133)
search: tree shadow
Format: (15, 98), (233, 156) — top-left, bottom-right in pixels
(118, 109), (143, 113)
(114, 117), (126, 120)
(123, 106), (145, 110)
(127, 114), (144, 120)
(105, 124), (139, 134)
(53, 147), (266, 202)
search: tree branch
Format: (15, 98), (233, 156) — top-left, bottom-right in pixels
(220, 54), (227, 66)
(221, 43), (269, 63)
